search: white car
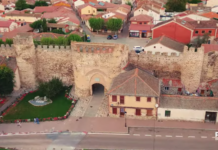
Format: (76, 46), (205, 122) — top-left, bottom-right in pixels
(133, 46), (144, 53)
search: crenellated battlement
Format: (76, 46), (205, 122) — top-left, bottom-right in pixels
(72, 42), (116, 53)
(183, 46), (204, 54)
(36, 45), (71, 51)
(0, 44), (16, 56)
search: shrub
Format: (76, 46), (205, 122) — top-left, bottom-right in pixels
(38, 77), (64, 99)
(51, 29), (65, 34)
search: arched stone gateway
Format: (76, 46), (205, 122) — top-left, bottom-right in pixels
(92, 83), (104, 95)
(71, 42), (129, 97)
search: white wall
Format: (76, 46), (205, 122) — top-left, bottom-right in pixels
(144, 43), (181, 56)
(212, 7), (218, 13)
(74, 0), (85, 8)
(180, 14), (210, 21)
(134, 8), (160, 24)
(158, 108), (218, 123)
(0, 4), (4, 11)
(134, 8), (148, 16)
(206, 0), (218, 7)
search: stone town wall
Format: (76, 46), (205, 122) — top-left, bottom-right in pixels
(201, 51), (218, 82)
(181, 46), (204, 93)
(129, 51), (182, 79)
(0, 44), (16, 57)
(71, 42), (129, 97)
(35, 45), (73, 86)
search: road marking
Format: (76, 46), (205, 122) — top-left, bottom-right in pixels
(188, 136), (195, 138)
(166, 135), (172, 137)
(133, 134), (140, 136)
(156, 135), (162, 137)
(88, 132), (129, 136)
(201, 136), (207, 138)
(176, 136), (183, 138)
(145, 134), (152, 136)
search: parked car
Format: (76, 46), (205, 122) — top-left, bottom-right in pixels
(87, 35), (91, 42)
(107, 35), (113, 40)
(113, 35), (118, 40)
(133, 46), (144, 53)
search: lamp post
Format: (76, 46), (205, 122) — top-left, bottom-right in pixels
(124, 111), (127, 127)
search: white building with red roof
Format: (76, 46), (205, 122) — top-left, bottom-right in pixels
(0, 20), (18, 32)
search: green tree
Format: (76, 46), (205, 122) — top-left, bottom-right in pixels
(193, 33), (210, 48)
(5, 39), (13, 46)
(41, 37), (55, 45)
(165, 0), (187, 12)
(126, 1), (133, 9)
(38, 77), (64, 99)
(0, 65), (15, 96)
(30, 20), (43, 31)
(48, 18), (57, 23)
(188, 0), (201, 4)
(51, 29), (65, 34)
(67, 34), (83, 43)
(15, 0), (27, 10)
(0, 39), (4, 45)
(88, 18), (104, 34)
(106, 18), (122, 34)
(42, 18), (47, 32)
(34, 1), (48, 6)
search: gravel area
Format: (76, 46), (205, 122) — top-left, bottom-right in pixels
(95, 95), (109, 117)
(70, 96), (92, 117)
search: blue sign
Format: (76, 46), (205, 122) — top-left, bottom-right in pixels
(121, 108), (125, 113)
(142, 30), (147, 33)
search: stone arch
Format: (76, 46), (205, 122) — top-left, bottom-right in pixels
(86, 69), (107, 77)
(89, 72), (107, 95)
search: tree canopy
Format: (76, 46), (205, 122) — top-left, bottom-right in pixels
(34, 1), (48, 6)
(51, 29), (65, 34)
(165, 0), (187, 12)
(30, 19), (47, 32)
(67, 34), (83, 42)
(15, 0), (27, 10)
(193, 33), (210, 48)
(38, 77), (64, 98)
(89, 18), (104, 33)
(106, 18), (122, 33)
(0, 65), (15, 96)
(188, 0), (202, 4)
(48, 18), (57, 23)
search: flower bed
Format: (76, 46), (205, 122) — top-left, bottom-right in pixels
(0, 88), (78, 124)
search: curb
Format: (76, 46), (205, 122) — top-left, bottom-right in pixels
(128, 126), (218, 131)
(0, 131), (87, 136)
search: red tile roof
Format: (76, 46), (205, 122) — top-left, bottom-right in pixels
(162, 79), (183, 87)
(201, 12), (218, 19)
(129, 24), (154, 31)
(202, 44), (218, 53)
(182, 17), (195, 21)
(130, 14), (153, 22)
(175, 13), (187, 17)
(0, 20), (14, 27)
(34, 6), (61, 13)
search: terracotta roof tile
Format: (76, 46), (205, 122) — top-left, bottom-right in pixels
(130, 14), (153, 22)
(108, 68), (160, 97)
(160, 95), (218, 110)
(0, 20), (14, 27)
(145, 35), (185, 52)
(201, 12), (218, 19)
(202, 44), (218, 53)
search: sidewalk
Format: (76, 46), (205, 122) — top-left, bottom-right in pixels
(127, 119), (218, 130)
(0, 117), (218, 135)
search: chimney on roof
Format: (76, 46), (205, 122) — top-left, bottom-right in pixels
(216, 23), (218, 27)
(168, 80), (172, 86)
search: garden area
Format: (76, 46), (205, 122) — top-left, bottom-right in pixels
(0, 78), (77, 123)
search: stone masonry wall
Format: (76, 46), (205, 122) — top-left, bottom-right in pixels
(181, 46), (205, 93)
(129, 51), (182, 79)
(201, 51), (218, 82)
(71, 42), (129, 97)
(0, 44), (16, 57)
(36, 45), (73, 86)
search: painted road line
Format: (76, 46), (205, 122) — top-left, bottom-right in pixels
(188, 136), (195, 138)
(156, 135), (162, 137)
(201, 136), (207, 138)
(133, 134), (140, 136)
(145, 134), (152, 137)
(176, 136), (183, 138)
(88, 132), (129, 136)
(166, 135), (172, 137)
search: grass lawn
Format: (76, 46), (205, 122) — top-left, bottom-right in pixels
(3, 90), (72, 120)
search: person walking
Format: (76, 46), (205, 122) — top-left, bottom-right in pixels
(18, 122), (21, 128)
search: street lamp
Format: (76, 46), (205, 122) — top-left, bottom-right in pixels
(124, 111), (127, 127)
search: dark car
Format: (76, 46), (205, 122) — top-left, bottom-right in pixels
(107, 35), (113, 40)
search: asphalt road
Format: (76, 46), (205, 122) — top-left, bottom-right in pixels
(0, 128), (217, 150)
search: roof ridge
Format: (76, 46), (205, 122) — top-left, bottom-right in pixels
(108, 71), (136, 94)
(137, 74), (159, 96)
